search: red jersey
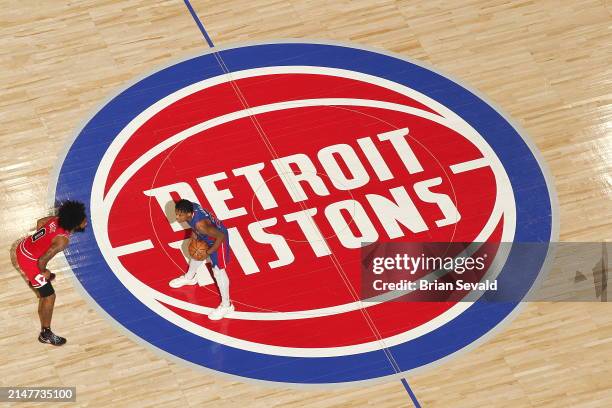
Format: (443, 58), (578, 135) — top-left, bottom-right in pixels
(19, 217), (70, 261)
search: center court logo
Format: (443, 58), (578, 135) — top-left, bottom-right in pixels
(53, 42), (556, 384)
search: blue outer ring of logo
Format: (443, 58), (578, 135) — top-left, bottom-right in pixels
(54, 42), (555, 384)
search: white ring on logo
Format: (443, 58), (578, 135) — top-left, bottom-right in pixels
(91, 66), (516, 357)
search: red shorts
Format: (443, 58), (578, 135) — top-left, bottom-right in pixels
(15, 240), (48, 288)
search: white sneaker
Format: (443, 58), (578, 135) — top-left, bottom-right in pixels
(169, 275), (197, 288)
(208, 303), (234, 320)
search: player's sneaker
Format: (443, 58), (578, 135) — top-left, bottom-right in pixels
(38, 328), (66, 346)
(169, 275), (197, 288)
(208, 303), (234, 320)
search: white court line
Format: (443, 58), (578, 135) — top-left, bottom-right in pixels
(450, 157), (490, 174)
(113, 240), (154, 256)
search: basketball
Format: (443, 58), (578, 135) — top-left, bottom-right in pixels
(188, 239), (209, 261)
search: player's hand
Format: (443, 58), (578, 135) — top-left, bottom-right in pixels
(43, 269), (51, 280)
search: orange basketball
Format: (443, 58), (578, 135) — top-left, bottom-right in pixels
(188, 239), (209, 261)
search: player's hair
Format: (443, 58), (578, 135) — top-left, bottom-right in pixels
(57, 200), (86, 231)
(175, 199), (194, 213)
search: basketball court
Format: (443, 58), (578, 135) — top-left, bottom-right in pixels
(1, 1), (610, 407)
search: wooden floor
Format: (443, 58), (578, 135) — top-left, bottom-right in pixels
(1, 0), (611, 406)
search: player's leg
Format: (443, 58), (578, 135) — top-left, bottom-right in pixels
(15, 250), (65, 345)
(35, 282), (66, 346)
(208, 241), (233, 320)
(169, 257), (202, 288)
(212, 265), (230, 305)
(209, 241), (231, 305)
(39, 289), (55, 328)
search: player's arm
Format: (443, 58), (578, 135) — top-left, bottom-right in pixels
(195, 220), (225, 254)
(36, 216), (54, 230)
(37, 235), (69, 277)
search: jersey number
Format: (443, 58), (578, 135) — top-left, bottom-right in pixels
(32, 228), (46, 242)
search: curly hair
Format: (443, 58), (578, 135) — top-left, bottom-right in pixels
(175, 199), (194, 213)
(57, 200), (86, 231)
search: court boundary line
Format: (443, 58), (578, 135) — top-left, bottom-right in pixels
(183, 0), (214, 47)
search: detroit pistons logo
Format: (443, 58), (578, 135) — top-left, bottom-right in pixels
(55, 42), (555, 384)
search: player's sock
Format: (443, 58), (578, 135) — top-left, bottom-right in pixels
(169, 259), (203, 288)
(185, 259), (203, 280)
(212, 266), (230, 306)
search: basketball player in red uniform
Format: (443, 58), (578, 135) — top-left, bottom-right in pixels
(14, 201), (87, 346)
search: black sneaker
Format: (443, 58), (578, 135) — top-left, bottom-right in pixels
(38, 328), (66, 346)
